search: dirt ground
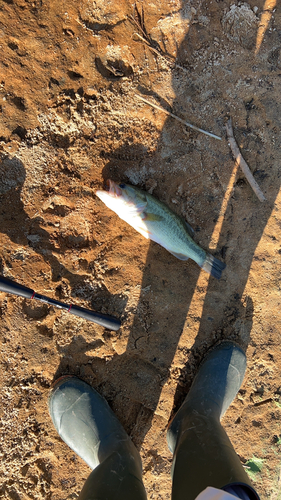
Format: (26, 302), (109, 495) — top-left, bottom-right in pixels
(1, 0), (281, 498)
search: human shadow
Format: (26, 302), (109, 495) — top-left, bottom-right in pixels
(54, 1), (281, 450)
(52, 139), (221, 448)
(158, 1), (281, 418)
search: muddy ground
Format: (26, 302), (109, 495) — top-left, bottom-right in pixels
(1, 0), (281, 499)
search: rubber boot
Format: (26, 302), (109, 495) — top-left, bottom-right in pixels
(48, 376), (147, 500)
(167, 341), (259, 500)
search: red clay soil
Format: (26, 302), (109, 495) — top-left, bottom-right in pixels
(1, 1), (281, 499)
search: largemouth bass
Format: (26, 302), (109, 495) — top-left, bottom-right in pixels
(96, 180), (226, 279)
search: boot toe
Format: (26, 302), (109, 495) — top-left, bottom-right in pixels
(48, 375), (129, 469)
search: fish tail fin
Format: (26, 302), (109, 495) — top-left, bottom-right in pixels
(201, 253), (226, 279)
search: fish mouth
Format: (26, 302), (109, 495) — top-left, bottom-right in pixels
(106, 179), (122, 197)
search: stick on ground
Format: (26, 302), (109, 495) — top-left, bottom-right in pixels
(136, 94), (222, 141)
(225, 118), (266, 202)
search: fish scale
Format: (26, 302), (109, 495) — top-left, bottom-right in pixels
(142, 192), (205, 264)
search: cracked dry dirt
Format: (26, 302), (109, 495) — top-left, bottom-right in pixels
(1, 0), (281, 499)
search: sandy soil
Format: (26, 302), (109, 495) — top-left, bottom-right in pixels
(1, 0), (281, 499)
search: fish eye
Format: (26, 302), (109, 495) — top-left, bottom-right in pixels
(119, 183), (126, 188)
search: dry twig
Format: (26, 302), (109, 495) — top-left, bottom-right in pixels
(133, 33), (190, 74)
(136, 94), (222, 141)
(225, 118), (266, 202)
(129, 4), (189, 74)
(130, 4), (149, 41)
(253, 397), (273, 407)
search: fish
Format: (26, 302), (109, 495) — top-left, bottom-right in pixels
(96, 180), (226, 279)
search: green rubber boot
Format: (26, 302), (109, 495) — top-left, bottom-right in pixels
(48, 376), (147, 500)
(167, 341), (259, 500)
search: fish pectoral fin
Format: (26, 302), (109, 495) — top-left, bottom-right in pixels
(185, 220), (195, 238)
(168, 250), (189, 261)
(142, 212), (163, 222)
(128, 201), (147, 217)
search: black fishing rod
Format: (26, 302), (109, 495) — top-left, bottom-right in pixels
(0, 275), (121, 331)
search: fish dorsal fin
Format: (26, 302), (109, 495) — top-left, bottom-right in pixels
(185, 220), (195, 238)
(142, 212), (163, 222)
(168, 250), (189, 261)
